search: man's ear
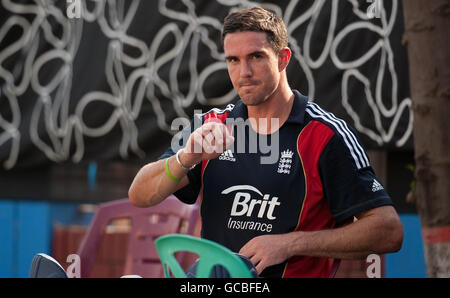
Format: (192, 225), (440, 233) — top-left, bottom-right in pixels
(278, 47), (291, 72)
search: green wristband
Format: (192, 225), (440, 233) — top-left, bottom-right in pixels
(165, 157), (181, 182)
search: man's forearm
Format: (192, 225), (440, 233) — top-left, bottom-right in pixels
(286, 207), (403, 260)
(128, 157), (189, 207)
(287, 227), (375, 260)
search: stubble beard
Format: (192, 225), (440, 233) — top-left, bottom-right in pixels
(240, 92), (267, 106)
(238, 84), (277, 107)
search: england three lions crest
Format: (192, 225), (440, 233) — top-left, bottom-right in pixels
(277, 150), (293, 174)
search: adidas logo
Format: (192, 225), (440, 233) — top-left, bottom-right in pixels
(372, 179), (384, 192)
(219, 149), (236, 162)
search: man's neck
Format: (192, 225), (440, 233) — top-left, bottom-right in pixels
(247, 83), (294, 134)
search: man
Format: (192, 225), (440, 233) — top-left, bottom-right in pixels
(129, 6), (403, 278)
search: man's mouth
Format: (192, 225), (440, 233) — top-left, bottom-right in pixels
(239, 80), (258, 88)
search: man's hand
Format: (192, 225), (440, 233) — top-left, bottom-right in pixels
(179, 118), (234, 168)
(239, 234), (292, 275)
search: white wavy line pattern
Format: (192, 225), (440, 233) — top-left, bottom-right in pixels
(0, 0), (412, 170)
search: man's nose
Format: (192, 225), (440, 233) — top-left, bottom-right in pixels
(240, 60), (252, 77)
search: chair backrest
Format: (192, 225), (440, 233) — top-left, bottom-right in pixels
(154, 234), (253, 278)
(76, 196), (199, 278)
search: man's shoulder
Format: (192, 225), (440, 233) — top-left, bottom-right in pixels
(303, 101), (359, 140)
(303, 101), (370, 170)
(304, 102), (344, 129)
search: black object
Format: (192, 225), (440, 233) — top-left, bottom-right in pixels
(29, 254), (68, 278)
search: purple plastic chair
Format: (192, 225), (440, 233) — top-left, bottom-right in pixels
(76, 196), (199, 278)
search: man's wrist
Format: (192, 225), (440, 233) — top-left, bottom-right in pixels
(175, 149), (197, 170)
(286, 231), (307, 258)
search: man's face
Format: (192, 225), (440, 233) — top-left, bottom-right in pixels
(224, 31), (281, 106)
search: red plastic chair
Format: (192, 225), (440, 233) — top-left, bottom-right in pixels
(76, 195), (199, 278)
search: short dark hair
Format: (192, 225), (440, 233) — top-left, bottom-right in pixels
(222, 6), (288, 54)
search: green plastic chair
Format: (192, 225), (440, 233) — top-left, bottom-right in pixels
(155, 234), (253, 278)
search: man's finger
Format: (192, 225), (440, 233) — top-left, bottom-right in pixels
(187, 129), (204, 154)
(203, 131), (216, 154)
(239, 243), (256, 259)
(224, 123), (235, 148)
(202, 120), (235, 151)
(255, 261), (266, 275)
(210, 124), (225, 149)
(201, 120), (222, 134)
(249, 254), (262, 267)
